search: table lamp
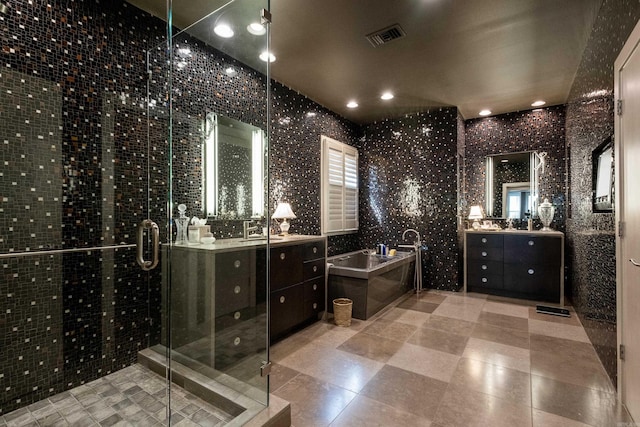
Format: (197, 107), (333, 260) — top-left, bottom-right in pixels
(272, 202), (297, 235)
(468, 205), (484, 230)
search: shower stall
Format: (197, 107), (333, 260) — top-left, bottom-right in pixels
(0, 0), (274, 424)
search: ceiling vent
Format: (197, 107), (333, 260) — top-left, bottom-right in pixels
(366, 24), (406, 47)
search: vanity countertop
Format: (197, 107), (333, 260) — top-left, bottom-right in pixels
(169, 234), (325, 254)
(465, 229), (564, 237)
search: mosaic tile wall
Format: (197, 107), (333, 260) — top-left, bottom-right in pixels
(0, 0), (165, 414)
(464, 106), (567, 232)
(564, 0), (640, 387)
(359, 110), (461, 291)
(268, 81), (360, 254)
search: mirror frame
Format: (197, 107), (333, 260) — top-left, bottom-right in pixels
(485, 151), (540, 219)
(592, 136), (614, 213)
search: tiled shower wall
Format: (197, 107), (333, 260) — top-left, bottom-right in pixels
(464, 106), (567, 232)
(564, 0), (640, 386)
(0, 0), (165, 414)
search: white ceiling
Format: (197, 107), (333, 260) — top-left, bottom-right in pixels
(128, 0), (602, 123)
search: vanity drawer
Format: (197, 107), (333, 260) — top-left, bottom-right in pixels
(466, 246), (503, 262)
(503, 262), (560, 300)
(214, 324), (257, 370)
(215, 277), (251, 315)
(270, 246), (303, 290)
(466, 234), (503, 249)
(304, 258), (325, 280)
(303, 277), (324, 301)
(467, 260), (503, 276)
(215, 306), (256, 331)
(467, 271), (503, 289)
(216, 250), (251, 280)
(503, 235), (561, 265)
(270, 285), (304, 339)
(303, 240), (325, 261)
(303, 296), (325, 320)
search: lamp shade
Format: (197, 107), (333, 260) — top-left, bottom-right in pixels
(272, 202), (297, 219)
(468, 205), (485, 220)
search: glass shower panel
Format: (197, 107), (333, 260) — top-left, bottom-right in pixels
(155, 0), (271, 422)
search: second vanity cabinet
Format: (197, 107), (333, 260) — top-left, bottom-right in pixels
(270, 238), (326, 341)
(464, 230), (564, 304)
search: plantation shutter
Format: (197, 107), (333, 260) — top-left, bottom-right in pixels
(321, 135), (359, 234)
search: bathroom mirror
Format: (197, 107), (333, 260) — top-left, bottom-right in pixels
(203, 113), (266, 219)
(592, 136), (613, 212)
(485, 151), (540, 219)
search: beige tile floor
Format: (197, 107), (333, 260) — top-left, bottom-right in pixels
(270, 290), (634, 427)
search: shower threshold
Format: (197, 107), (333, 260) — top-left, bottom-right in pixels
(138, 346), (290, 427)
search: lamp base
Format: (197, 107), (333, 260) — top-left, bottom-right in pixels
(280, 219), (290, 235)
(472, 220), (481, 230)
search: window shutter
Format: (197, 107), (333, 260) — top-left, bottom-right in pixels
(321, 136), (359, 234)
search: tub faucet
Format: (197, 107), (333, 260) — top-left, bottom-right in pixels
(243, 220), (259, 239)
(402, 228), (421, 244)
(402, 228), (423, 295)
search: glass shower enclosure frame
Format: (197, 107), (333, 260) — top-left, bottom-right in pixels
(145, 0), (272, 423)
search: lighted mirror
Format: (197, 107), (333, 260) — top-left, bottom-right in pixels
(592, 136), (613, 212)
(485, 151), (541, 219)
(204, 113), (266, 219)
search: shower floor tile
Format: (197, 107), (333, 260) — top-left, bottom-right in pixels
(0, 365), (234, 427)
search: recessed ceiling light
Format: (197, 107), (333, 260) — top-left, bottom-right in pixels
(214, 24), (234, 38)
(259, 51), (276, 62)
(531, 100), (546, 107)
(225, 67), (237, 77)
(346, 101), (359, 109)
(380, 92), (394, 100)
(247, 22), (266, 35)
(501, 159), (509, 163)
(479, 109), (492, 116)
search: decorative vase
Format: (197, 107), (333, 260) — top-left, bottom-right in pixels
(174, 204), (190, 242)
(538, 198), (555, 231)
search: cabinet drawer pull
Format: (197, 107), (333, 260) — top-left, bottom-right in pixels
(528, 269), (535, 275)
(482, 277), (488, 283)
(234, 311), (241, 320)
(528, 240), (534, 246)
(280, 252), (286, 260)
(313, 265), (318, 272)
(234, 260), (241, 268)
(313, 303), (318, 309)
(234, 285), (241, 294)
(234, 337), (241, 346)
(481, 265), (487, 270)
(481, 251), (487, 257)
(279, 296), (285, 303)
(481, 237), (487, 243)
(313, 247), (318, 254)
(313, 284), (318, 290)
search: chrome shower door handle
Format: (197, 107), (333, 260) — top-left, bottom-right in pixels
(630, 258), (640, 267)
(136, 219), (159, 271)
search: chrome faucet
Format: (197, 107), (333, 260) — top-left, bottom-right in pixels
(401, 228), (423, 294)
(243, 220), (259, 239)
(402, 228), (421, 244)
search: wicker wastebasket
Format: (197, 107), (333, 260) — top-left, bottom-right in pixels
(333, 298), (353, 327)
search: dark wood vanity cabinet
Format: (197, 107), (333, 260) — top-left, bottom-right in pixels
(270, 238), (326, 342)
(465, 231), (564, 304)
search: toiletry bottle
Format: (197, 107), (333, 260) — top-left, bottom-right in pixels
(527, 219), (533, 231)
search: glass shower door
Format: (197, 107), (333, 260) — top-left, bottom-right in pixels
(148, 0), (271, 423)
